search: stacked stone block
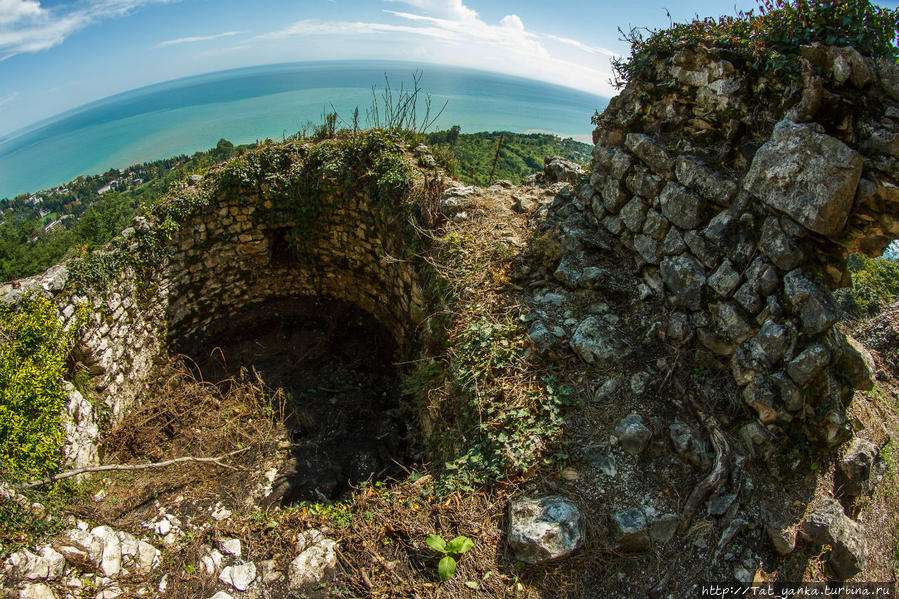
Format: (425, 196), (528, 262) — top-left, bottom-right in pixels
(586, 44), (898, 444)
(163, 189), (426, 353)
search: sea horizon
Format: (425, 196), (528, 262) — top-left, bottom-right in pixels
(0, 60), (607, 199)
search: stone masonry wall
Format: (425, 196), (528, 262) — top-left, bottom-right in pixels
(161, 187), (426, 354)
(0, 164), (430, 470)
(582, 44), (899, 445)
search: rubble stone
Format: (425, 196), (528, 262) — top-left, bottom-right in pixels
(507, 496), (585, 564)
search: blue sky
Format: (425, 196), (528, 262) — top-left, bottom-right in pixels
(1, 0), (897, 137)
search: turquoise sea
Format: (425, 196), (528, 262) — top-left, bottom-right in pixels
(0, 61), (607, 199)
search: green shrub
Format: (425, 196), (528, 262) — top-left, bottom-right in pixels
(430, 146), (458, 176)
(0, 497), (67, 558)
(611, 0), (899, 86)
(838, 254), (899, 316)
(0, 295), (80, 483)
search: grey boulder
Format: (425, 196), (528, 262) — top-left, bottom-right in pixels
(799, 498), (867, 580)
(838, 437), (886, 497)
(783, 270), (839, 335)
(544, 156), (585, 184)
(570, 317), (630, 365)
(744, 120), (862, 236)
(660, 254), (707, 311)
(507, 496), (585, 564)
(614, 413), (652, 455)
(609, 508), (650, 552)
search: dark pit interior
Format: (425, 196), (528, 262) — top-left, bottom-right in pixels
(188, 296), (414, 504)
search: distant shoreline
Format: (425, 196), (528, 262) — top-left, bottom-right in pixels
(0, 61), (606, 199)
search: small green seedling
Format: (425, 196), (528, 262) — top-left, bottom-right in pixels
(425, 534), (474, 581)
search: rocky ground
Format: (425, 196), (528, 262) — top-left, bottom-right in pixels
(3, 159), (895, 598)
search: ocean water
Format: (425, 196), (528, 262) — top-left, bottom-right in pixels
(0, 61), (607, 199)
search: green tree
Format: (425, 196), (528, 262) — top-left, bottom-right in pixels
(448, 125), (461, 147)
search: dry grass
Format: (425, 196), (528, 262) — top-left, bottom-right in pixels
(109, 357), (286, 464)
(842, 305), (899, 584)
(66, 357), (290, 557)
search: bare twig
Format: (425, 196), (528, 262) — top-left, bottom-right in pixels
(656, 349), (680, 393)
(17, 448), (249, 490)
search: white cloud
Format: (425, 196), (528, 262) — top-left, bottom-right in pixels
(0, 0), (180, 57)
(156, 31), (242, 48)
(381, 3), (612, 95)
(258, 19), (457, 42)
(545, 33), (620, 58)
(384, 0), (478, 22)
(499, 14), (524, 31)
(250, 0), (617, 96)
(0, 91), (19, 108)
(383, 9), (546, 55)
(0, 0), (43, 25)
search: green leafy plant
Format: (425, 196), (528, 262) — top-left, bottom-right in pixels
(435, 316), (574, 492)
(0, 294), (84, 483)
(691, 365), (710, 382)
(425, 534), (474, 581)
(0, 497), (67, 559)
(836, 254), (899, 316)
(611, 0), (899, 87)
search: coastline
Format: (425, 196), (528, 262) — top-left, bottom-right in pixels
(0, 61), (606, 199)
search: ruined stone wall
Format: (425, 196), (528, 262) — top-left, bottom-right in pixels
(0, 253), (166, 469)
(0, 157), (431, 469)
(162, 188), (427, 354)
(583, 44), (899, 444)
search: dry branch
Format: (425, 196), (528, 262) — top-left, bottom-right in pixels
(678, 394), (730, 532)
(17, 448), (249, 490)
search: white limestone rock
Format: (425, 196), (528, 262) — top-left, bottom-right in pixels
(219, 562), (256, 592)
(288, 533), (338, 589)
(218, 537), (241, 558)
(90, 526), (122, 578)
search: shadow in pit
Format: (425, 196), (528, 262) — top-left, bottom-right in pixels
(182, 295), (416, 505)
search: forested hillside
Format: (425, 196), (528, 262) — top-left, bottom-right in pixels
(424, 129), (591, 185)
(0, 140), (241, 281)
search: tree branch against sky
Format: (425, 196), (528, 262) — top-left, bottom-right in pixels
(0, 0), (897, 136)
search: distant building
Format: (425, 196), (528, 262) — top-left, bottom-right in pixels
(42, 214), (73, 234)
